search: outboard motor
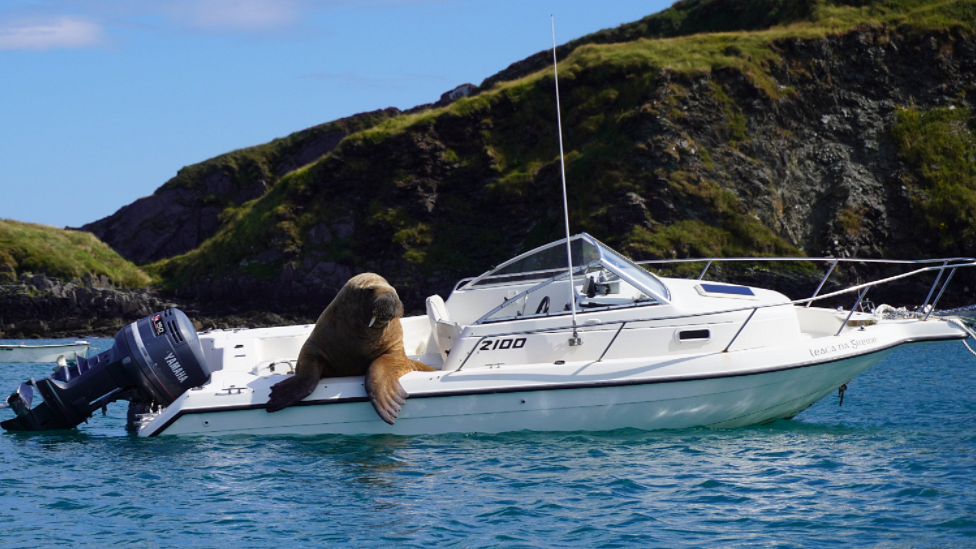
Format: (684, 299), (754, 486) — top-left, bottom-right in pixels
(1, 308), (211, 432)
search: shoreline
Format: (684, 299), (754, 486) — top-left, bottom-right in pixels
(0, 273), (315, 339)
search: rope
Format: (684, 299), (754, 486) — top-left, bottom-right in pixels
(873, 304), (924, 321)
(963, 340), (976, 358)
(933, 303), (976, 317)
(947, 319), (976, 358)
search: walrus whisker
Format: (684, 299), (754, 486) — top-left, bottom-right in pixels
(369, 316), (376, 328)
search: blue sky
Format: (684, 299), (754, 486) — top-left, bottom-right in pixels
(1, 0), (672, 229)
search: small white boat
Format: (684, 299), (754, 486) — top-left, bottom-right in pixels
(129, 234), (973, 437)
(0, 341), (89, 364)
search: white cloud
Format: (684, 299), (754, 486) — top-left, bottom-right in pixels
(161, 0), (301, 32)
(0, 16), (104, 51)
(0, 0), (455, 46)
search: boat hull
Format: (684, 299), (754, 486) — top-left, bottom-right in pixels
(145, 349), (890, 437)
(0, 343), (89, 364)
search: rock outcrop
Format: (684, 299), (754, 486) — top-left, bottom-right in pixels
(79, 108), (401, 263)
(0, 272), (315, 338)
(0, 273), (173, 338)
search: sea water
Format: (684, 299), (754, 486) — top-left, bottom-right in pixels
(0, 338), (973, 548)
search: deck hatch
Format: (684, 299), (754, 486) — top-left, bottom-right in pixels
(695, 283), (757, 299)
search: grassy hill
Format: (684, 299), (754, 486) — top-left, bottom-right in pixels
(0, 219), (151, 287)
(483, 0), (976, 87)
(130, 0), (976, 312)
(80, 108), (402, 263)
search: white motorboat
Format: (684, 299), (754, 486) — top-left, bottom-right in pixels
(113, 234), (969, 437)
(0, 341), (89, 364)
(2, 234), (972, 436)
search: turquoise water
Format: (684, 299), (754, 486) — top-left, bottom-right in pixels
(0, 338), (974, 548)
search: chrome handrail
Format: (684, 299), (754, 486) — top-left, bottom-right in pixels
(926, 267), (958, 321)
(837, 287), (868, 336)
(641, 256), (976, 315)
(807, 259), (839, 308)
(637, 256), (976, 266)
(698, 260), (713, 280)
(922, 260), (949, 311)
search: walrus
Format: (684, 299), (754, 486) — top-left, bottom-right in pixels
(265, 273), (435, 424)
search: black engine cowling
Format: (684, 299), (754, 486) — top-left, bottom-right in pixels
(1, 308), (211, 432)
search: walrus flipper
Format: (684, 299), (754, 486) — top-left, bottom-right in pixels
(266, 368), (319, 413)
(365, 355), (435, 425)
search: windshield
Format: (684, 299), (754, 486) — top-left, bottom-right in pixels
(595, 237), (671, 302)
(467, 234), (672, 324)
(476, 261), (661, 324)
(467, 236), (600, 288)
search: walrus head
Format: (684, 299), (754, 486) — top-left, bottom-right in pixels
(349, 273), (404, 330)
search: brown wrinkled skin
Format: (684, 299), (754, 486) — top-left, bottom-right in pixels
(265, 273), (435, 424)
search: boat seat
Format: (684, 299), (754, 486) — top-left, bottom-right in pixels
(426, 295), (461, 362)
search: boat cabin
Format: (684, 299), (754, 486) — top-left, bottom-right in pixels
(408, 233), (801, 372)
(199, 234), (855, 377)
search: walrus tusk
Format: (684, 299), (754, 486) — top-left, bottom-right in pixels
(369, 316), (376, 328)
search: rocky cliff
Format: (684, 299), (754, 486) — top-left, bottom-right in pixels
(0, 273), (171, 338)
(0, 272), (313, 338)
(0, 220), (311, 338)
(144, 18), (976, 316)
(78, 108), (401, 263)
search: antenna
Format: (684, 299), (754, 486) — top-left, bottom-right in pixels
(551, 16), (582, 347)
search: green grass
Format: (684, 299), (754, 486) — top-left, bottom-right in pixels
(890, 104), (976, 253)
(161, 108), (400, 193)
(0, 219), (151, 287)
(620, 172), (800, 259)
(120, 108), (402, 261)
(148, 167), (312, 289)
(712, 82), (750, 143)
(344, 1), (976, 149)
(482, 0), (976, 89)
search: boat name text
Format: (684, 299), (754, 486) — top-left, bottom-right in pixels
(809, 336), (878, 357)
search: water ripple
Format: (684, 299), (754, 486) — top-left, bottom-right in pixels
(0, 340), (974, 547)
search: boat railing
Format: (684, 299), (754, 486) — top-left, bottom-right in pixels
(455, 258), (976, 370)
(637, 256), (976, 309)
